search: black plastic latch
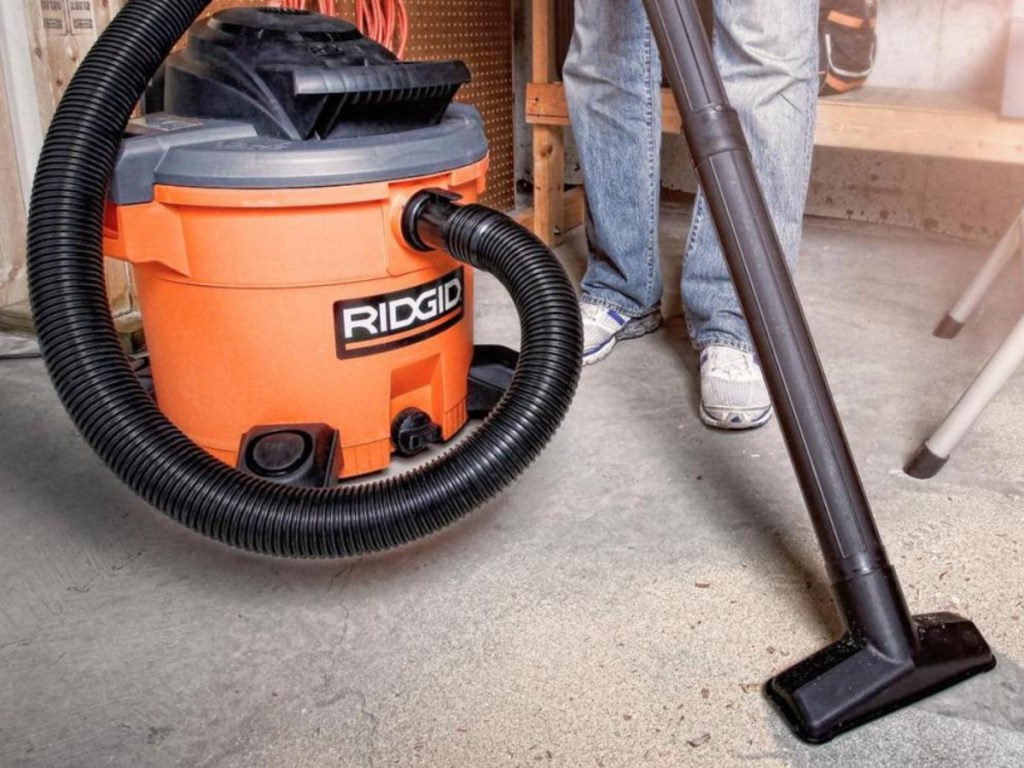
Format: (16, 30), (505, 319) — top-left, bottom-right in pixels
(391, 409), (443, 457)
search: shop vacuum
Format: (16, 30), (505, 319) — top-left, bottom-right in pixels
(26, 0), (995, 746)
(103, 7), (556, 483)
(28, 4), (583, 557)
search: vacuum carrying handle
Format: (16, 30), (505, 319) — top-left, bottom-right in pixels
(293, 62), (471, 96)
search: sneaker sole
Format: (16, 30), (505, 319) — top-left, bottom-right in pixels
(583, 336), (618, 366)
(582, 311), (663, 366)
(700, 403), (773, 431)
(617, 311), (663, 340)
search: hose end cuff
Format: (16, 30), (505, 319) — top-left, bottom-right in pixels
(402, 188), (463, 252)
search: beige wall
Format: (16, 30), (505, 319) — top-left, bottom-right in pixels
(871, 0), (1013, 93)
(0, 0), (133, 312)
(0, 54), (28, 308)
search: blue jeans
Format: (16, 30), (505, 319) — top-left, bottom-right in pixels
(563, 0), (819, 352)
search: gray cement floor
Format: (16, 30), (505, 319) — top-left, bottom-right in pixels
(2, 208), (1024, 767)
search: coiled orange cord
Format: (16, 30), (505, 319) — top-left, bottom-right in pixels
(354, 0), (409, 58)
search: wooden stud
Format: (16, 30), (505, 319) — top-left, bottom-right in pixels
(531, 0), (553, 85)
(533, 125), (566, 246)
(530, 0), (565, 245)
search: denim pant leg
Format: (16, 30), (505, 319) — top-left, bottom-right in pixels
(682, 0), (820, 352)
(563, 0), (663, 318)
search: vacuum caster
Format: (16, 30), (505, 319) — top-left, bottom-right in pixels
(238, 424), (342, 487)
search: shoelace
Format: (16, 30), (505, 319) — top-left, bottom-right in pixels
(705, 348), (758, 381)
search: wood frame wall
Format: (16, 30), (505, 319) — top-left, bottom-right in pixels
(0, 0), (131, 316)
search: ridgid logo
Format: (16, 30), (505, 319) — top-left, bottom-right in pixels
(334, 268), (465, 359)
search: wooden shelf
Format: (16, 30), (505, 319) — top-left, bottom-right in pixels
(527, 83), (1024, 165)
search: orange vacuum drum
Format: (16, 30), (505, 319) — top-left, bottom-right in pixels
(103, 7), (495, 480)
(105, 162), (487, 479)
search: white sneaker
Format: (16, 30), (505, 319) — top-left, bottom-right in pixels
(581, 302), (662, 365)
(699, 345), (773, 430)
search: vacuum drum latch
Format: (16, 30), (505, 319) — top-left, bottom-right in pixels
(391, 409), (443, 457)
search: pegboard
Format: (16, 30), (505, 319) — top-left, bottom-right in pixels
(408, 2), (515, 211)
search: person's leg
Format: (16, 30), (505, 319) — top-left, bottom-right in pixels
(683, 0), (819, 352)
(683, 0), (819, 427)
(563, 0), (665, 363)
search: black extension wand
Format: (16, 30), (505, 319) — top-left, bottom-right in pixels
(638, 0), (996, 743)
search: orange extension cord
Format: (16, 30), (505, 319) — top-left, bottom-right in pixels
(277, 0), (408, 58)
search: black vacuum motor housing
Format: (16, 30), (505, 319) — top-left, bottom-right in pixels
(156, 7), (471, 140)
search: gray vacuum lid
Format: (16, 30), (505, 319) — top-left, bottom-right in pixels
(110, 104), (488, 205)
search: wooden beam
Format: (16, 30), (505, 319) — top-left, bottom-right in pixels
(532, 125), (565, 246)
(526, 83), (1024, 165)
(816, 88), (1024, 165)
(529, 0), (565, 246)
(531, 0), (555, 84)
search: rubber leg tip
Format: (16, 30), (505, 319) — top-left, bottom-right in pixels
(934, 315), (965, 339)
(904, 444), (949, 479)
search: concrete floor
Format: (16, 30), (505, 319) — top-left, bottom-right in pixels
(2, 208), (1024, 767)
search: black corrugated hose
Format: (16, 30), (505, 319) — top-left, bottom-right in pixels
(26, 0), (582, 558)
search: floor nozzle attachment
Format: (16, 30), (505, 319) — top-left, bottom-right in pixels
(767, 565), (995, 742)
(767, 611), (995, 743)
